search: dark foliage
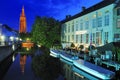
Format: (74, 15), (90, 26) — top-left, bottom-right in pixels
(32, 47), (61, 80)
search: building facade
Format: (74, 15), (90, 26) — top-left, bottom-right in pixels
(61, 0), (120, 48)
(19, 6), (26, 33)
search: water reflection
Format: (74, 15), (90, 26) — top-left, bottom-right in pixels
(3, 47), (41, 80)
(20, 55), (26, 74)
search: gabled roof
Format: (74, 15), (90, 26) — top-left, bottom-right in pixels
(61, 0), (115, 23)
(115, 0), (120, 8)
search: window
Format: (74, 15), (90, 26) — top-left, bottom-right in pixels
(64, 25), (66, 33)
(117, 8), (120, 15)
(80, 34), (83, 43)
(64, 36), (66, 42)
(105, 32), (108, 44)
(105, 15), (109, 26)
(80, 23), (83, 30)
(92, 19), (96, 28)
(85, 21), (89, 29)
(98, 17), (102, 27)
(68, 35), (70, 42)
(72, 35), (74, 42)
(68, 25), (70, 32)
(117, 19), (120, 28)
(86, 34), (89, 44)
(72, 24), (74, 32)
(96, 32), (102, 45)
(92, 33), (95, 44)
(76, 24), (78, 31)
(76, 35), (78, 43)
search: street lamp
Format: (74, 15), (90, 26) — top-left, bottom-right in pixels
(1, 35), (5, 45)
(10, 36), (14, 41)
(15, 37), (19, 41)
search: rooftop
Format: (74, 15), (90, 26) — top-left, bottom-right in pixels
(61, 0), (115, 23)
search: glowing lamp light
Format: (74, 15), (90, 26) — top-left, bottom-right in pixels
(76, 31), (87, 34)
(20, 38), (22, 41)
(26, 38), (30, 41)
(15, 37), (19, 41)
(10, 36), (14, 41)
(1, 35), (5, 41)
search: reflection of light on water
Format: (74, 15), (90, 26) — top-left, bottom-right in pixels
(12, 45), (15, 51)
(74, 72), (84, 79)
(12, 55), (15, 62)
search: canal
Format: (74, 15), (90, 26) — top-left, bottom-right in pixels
(1, 46), (64, 80)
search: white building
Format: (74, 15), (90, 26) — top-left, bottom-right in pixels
(61, 0), (120, 48)
(0, 24), (19, 45)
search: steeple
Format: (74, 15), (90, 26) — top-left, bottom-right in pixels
(21, 6), (25, 17)
(19, 6), (27, 33)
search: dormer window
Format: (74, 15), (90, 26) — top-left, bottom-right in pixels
(117, 8), (120, 15)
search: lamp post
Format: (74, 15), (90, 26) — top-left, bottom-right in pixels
(10, 36), (14, 45)
(1, 35), (5, 45)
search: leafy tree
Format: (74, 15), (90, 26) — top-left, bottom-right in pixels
(19, 32), (31, 41)
(31, 16), (61, 48)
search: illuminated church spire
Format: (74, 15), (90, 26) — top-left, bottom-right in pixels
(19, 6), (27, 33)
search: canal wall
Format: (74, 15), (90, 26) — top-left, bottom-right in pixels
(0, 44), (19, 63)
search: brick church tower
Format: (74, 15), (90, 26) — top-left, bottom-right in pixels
(19, 6), (26, 33)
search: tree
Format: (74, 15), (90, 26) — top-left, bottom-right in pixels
(31, 16), (61, 48)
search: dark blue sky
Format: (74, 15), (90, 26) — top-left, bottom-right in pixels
(0, 0), (102, 32)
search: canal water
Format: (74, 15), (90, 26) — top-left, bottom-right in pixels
(1, 47), (64, 80)
(2, 47), (41, 80)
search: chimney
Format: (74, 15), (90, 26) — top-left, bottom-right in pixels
(66, 15), (71, 19)
(82, 6), (86, 11)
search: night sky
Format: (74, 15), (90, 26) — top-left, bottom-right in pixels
(0, 0), (102, 32)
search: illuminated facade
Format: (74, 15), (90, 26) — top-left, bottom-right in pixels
(19, 6), (26, 33)
(61, 0), (120, 47)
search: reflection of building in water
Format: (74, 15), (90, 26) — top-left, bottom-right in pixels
(20, 55), (26, 74)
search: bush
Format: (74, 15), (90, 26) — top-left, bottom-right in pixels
(79, 45), (84, 50)
(88, 45), (95, 50)
(71, 43), (75, 48)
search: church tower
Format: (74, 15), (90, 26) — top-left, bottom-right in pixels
(19, 6), (26, 33)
